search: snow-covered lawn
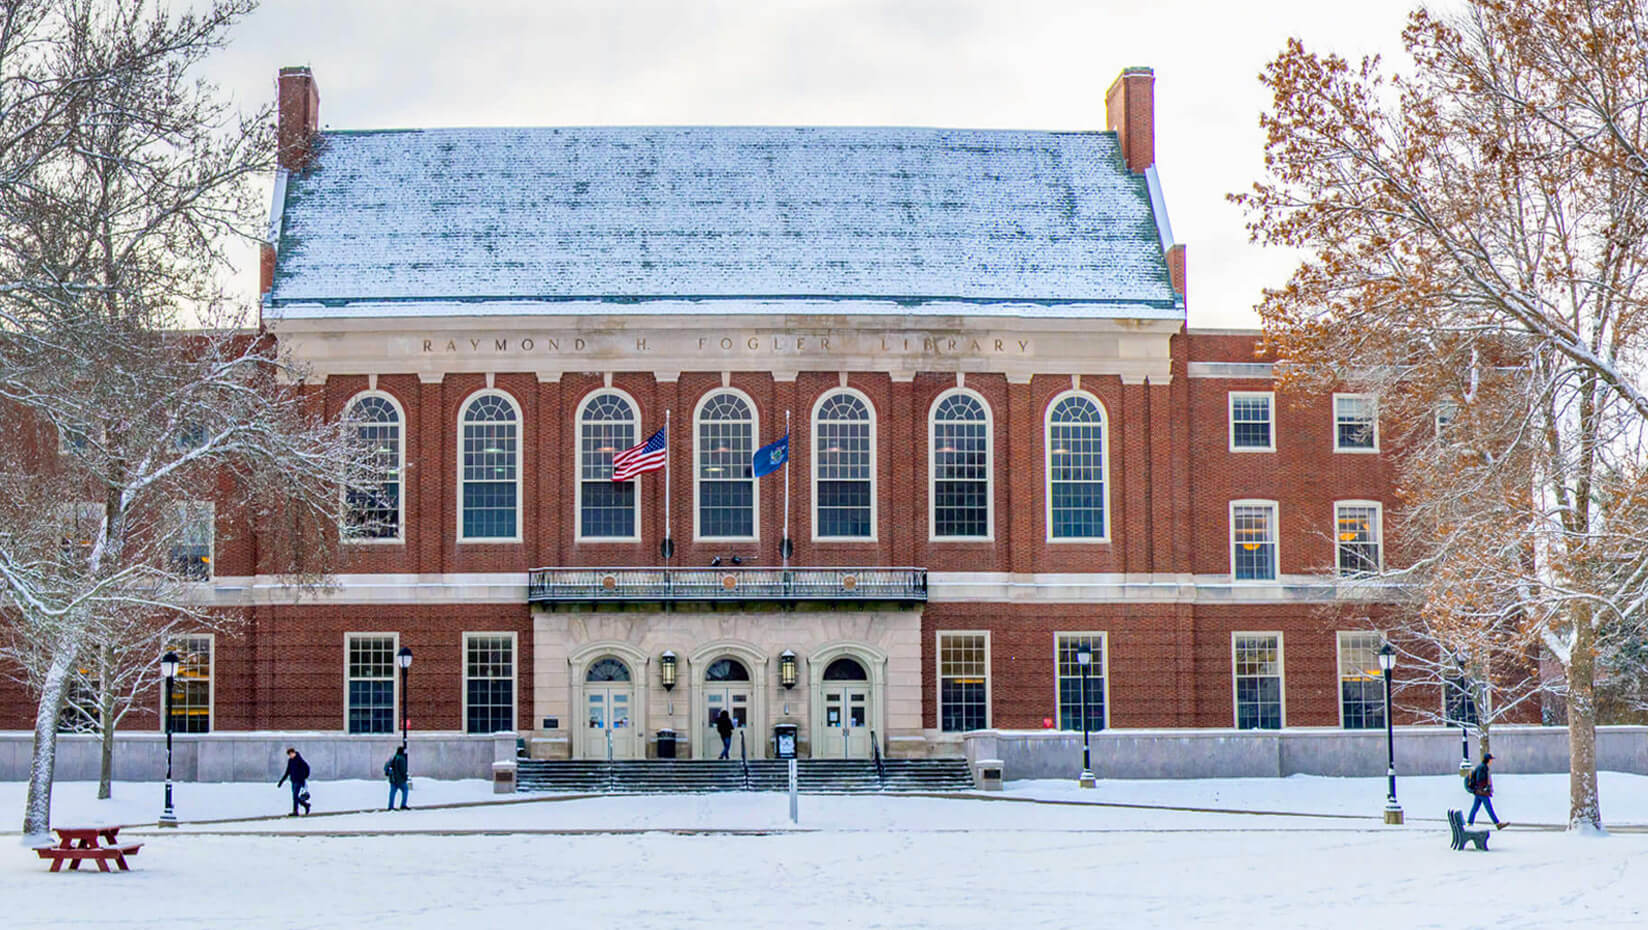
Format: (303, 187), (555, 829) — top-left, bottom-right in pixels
(0, 773), (1644, 928)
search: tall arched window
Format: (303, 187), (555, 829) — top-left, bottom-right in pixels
(930, 390), (991, 539)
(578, 391), (637, 540)
(460, 392), (520, 541)
(344, 393), (404, 541)
(813, 390), (875, 540)
(1046, 392), (1108, 540)
(696, 390), (756, 539)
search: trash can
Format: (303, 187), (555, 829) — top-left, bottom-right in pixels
(656, 728), (677, 759)
(774, 723), (799, 760)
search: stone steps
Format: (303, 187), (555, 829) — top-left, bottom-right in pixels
(515, 758), (975, 794)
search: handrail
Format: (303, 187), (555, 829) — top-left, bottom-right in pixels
(528, 565), (928, 604)
(870, 730), (885, 788)
(739, 730), (749, 790)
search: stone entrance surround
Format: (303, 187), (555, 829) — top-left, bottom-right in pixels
(530, 608), (923, 760)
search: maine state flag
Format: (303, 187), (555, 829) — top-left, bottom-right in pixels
(752, 433), (789, 477)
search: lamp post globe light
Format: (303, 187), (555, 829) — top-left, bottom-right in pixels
(1076, 643), (1096, 789)
(397, 646), (413, 751)
(158, 650), (180, 828)
(1377, 642), (1403, 825)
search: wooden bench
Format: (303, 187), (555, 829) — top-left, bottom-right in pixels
(1447, 809), (1490, 851)
(34, 826), (143, 872)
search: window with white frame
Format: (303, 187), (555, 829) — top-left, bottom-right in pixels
(465, 633), (515, 734)
(696, 391), (756, 539)
(1231, 501), (1278, 581)
(939, 632), (989, 732)
(1335, 502), (1382, 576)
(166, 634), (213, 733)
(1055, 633), (1107, 731)
(59, 670), (99, 733)
(1446, 675), (1479, 726)
(1047, 393), (1107, 539)
(1337, 632), (1384, 729)
(1229, 392), (1274, 451)
(346, 634), (397, 734)
(59, 501), (101, 562)
(813, 391), (874, 539)
(171, 502), (214, 580)
(460, 393), (519, 540)
(578, 392), (638, 539)
(1334, 394), (1378, 451)
(1233, 633), (1283, 729)
(1434, 401), (1459, 440)
(931, 391), (990, 539)
(344, 394), (403, 541)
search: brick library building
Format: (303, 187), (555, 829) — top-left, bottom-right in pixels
(7, 66), (1420, 762)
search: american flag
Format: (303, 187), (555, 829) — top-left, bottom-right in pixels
(611, 427), (667, 481)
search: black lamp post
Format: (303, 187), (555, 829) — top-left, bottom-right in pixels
(1076, 644), (1095, 789)
(1377, 642), (1403, 825)
(158, 651), (179, 828)
(397, 646), (413, 751)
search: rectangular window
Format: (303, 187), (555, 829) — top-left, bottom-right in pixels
(346, 634), (397, 734)
(1337, 632), (1384, 729)
(1434, 401), (1459, 440)
(465, 633), (515, 734)
(1055, 633), (1106, 731)
(171, 502), (213, 580)
(59, 672), (99, 734)
(166, 634), (213, 733)
(59, 502), (101, 562)
(1233, 633), (1283, 729)
(1334, 394), (1378, 451)
(1446, 676), (1479, 727)
(939, 632), (989, 732)
(1335, 502), (1382, 576)
(1229, 392), (1274, 451)
(1231, 501), (1278, 581)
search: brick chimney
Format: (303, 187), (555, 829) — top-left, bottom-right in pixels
(1105, 66), (1155, 174)
(276, 66), (320, 172)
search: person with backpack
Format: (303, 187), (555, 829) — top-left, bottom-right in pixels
(277, 747), (311, 816)
(1466, 752), (1507, 829)
(385, 745), (410, 811)
(716, 709), (735, 759)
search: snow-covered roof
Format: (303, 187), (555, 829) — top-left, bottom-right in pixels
(267, 126), (1179, 314)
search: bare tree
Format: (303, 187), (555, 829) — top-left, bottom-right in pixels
(1238, 0), (1648, 831)
(0, 0), (369, 840)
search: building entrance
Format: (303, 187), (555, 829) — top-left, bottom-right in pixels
(820, 657), (871, 758)
(702, 658), (751, 759)
(583, 657), (636, 760)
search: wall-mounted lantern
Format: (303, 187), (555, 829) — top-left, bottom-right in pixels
(660, 650), (677, 691)
(779, 649), (797, 689)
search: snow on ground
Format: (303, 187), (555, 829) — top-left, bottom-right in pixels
(0, 774), (1645, 929)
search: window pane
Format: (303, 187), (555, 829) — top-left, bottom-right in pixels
(698, 392), (754, 537)
(933, 394), (989, 538)
(1056, 634), (1106, 731)
(170, 503), (213, 580)
(1234, 635), (1283, 729)
(815, 393), (873, 538)
(348, 636), (396, 734)
(1336, 396), (1376, 449)
(1336, 505), (1381, 576)
(462, 395), (518, 539)
(1049, 396), (1105, 539)
(345, 396), (402, 539)
(939, 633), (988, 732)
(1337, 632), (1384, 729)
(1232, 504), (1277, 580)
(580, 393), (637, 538)
(1231, 395), (1272, 449)
(465, 635), (514, 734)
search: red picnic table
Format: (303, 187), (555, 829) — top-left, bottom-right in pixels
(33, 826), (143, 872)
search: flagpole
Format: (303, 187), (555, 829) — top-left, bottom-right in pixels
(664, 408), (672, 563)
(782, 409), (791, 569)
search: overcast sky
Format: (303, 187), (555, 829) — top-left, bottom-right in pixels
(208, 0), (1437, 329)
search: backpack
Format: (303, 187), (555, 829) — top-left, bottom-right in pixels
(1466, 766), (1486, 793)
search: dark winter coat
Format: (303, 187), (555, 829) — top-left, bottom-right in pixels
(716, 711), (735, 738)
(279, 753), (311, 788)
(1467, 762), (1493, 797)
(385, 749), (409, 786)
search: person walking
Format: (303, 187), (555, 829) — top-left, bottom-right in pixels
(385, 745), (410, 811)
(277, 747), (311, 816)
(716, 709), (735, 760)
(1466, 752), (1508, 829)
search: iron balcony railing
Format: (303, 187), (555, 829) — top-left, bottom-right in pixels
(527, 566), (927, 605)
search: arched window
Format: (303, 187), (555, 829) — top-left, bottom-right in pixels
(344, 394), (403, 541)
(578, 391), (638, 540)
(696, 390), (756, 539)
(1046, 393), (1108, 540)
(704, 658), (751, 681)
(930, 390), (991, 539)
(585, 657), (631, 682)
(813, 391), (874, 540)
(823, 657), (868, 681)
(460, 392), (520, 541)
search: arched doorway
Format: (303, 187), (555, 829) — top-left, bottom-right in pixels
(583, 656), (636, 760)
(702, 658), (752, 760)
(820, 657), (871, 758)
